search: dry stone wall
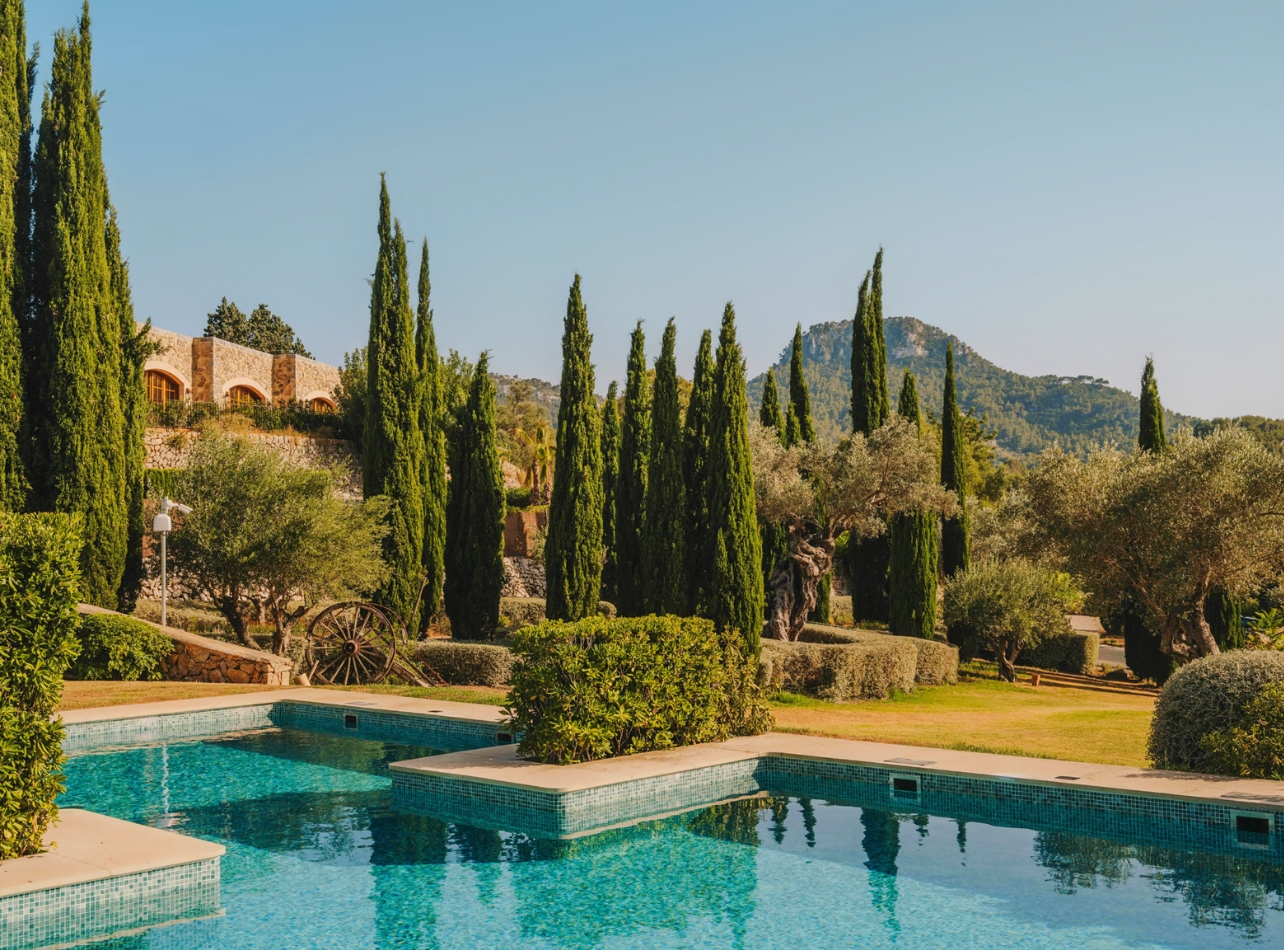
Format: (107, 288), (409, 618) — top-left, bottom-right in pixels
(145, 428), (361, 498)
(502, 557), (546, 598)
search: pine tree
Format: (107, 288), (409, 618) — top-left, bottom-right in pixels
(600, 380), (620, 604)
(442, 352), (505, 638)
(544, 275), (604, 620)
(416, 239), (446, 627)
(363, 177), (425, 629)
(683, 329), (715, 613)
(1138, 356), (1166, 453)
(788, 323), (816, 443)
(759, 368), (784, 432)
(940, 342), (970, 577)
(642, 318), (686, 614)
(28, 8), (128, 605)
(204, 298), (248, 343)
(615, 321), (650, 616)
(706, 304), (763, 650)
(888, 370), (938, 638)
(0, 0), (29, 511)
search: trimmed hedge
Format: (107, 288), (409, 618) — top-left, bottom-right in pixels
(1020, 630), (1099, 675)
(411, 640), (513, 687)
(499, 596), (616, 631)
(760, 638), (918, 701)
(133, 600), (230, 636)
(0, 513), (83, 859)
(797, 623), (959, 686)
(70, 614), (174, 681)
(506, 615), (773, 764)
(1201, 682), (1284, 779)
(1148, 650), (1284, 773)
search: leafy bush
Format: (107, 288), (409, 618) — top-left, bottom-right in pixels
(499, 596), (616, 630)
(70, 613), (174, 681)
(797, 623), (959, 686)
(506, 615), (772, 764)
(505, 486), (532, 510)
(1201, 682), (1284, 779)
(0, 512), (82, 859)
(760, 638), (918, 700)
(412, 641), (513, 687)
(1020, 630), (1100, 675)
(1147, 650), (1284, 773)
(132, 600), (230, 635)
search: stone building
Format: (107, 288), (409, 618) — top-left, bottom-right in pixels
(143, 325), (340, 410)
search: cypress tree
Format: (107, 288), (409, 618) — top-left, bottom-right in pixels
(442, 352), (505, 638)
(416, 239), (446, 627)
(29, 8), (128, 605)
(363, 177), (425, 628)
(706, 304), (763, 650)
(1138, 356), (1166, 453)
(0, 0), (29, 511)
(788, 323), (816, 443)
(940, 342), (970, 577)
(683, 329), (715, 613)
(544, 275), (603, 620)
(642, 318), (686, 614)
(759, 368), (784, 432)
(888, 370), (938, 638)
(783, 404), (802, 448)
(615, 321), (650, 616)
(600, 380), (620, 604)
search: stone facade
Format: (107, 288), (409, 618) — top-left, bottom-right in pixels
(273, 353), (340, 408)
(502, 556), (546, 598)
(192, 336), (275, 403)
(145, 327), (196, 399)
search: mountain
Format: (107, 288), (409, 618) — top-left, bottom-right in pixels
(747, 317), (1197, 457)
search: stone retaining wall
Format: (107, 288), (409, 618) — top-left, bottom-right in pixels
(503, 557), (546, 598)
(144, 428), (361, 498)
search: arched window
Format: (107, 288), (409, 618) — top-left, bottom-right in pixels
(227, 385), (264, 408)
(310, 397), (335, 413)
(146, 370), (181, 405)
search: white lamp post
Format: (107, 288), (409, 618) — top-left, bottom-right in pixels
(152, 497), (191, 627)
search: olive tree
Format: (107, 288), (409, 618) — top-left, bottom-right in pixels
(170, 435), (391, 654)
(1022, 426), (1284, 662)
(943, 559), (1082, 682)
(750, 418), (957, 640)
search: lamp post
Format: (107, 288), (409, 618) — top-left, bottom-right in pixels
(152, 497), (191, 627)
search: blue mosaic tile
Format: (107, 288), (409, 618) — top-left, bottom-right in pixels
(272, 701), (504, 751)
(0, 857), (220, 950)
(62, 705), (275, 754)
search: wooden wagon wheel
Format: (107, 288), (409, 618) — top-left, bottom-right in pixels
(305, 602), (397, 686)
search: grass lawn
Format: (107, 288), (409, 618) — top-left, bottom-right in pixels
(56, 680), (507, 711)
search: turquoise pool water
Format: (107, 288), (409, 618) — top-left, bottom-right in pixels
(61, 728), (1283, 949)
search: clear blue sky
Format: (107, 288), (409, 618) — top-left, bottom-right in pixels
(30, 1), (1284, 418)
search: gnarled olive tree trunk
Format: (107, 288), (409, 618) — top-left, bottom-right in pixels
(766, 529), (836, 641)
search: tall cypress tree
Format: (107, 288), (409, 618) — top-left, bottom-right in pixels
(442, 352), (504, 639)
(642, 318), (686, 614)
(683, 329), (715, 613)
(615, 321), (650, 616)
(0, 0), (29, 511)
(600, 380), (620, 604)
(788, 323), (815, 443)
(888, 370), (938, 638)
(416, 239), (446, 627)
(1138, 356), (1166, 453)
(544, 275), (603, 621)
(706, 304), (763, 650)
(29, 8), (128, 605)
(363, 177), (425, 628)
(759, 368), (784, 432)
(940, 342), (970, 577)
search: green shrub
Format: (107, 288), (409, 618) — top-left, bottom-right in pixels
(505, 486), (532, 510)
(0, 513), (83, 859)
(760, 638), (918, 700)
(1020, 630), (1100, 675)
(797, 623), (959, 686)
(499, 596), (616, 630)
(1200, 682), (1284, 779)
(506, 615), (773, 764)
(70, 613), (174, 681)
(1147, 650), (1284, 773)
(132, 600), (230, 635)
(412, 640), (513, 687)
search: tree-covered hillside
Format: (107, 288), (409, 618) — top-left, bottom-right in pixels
(747, 317), (1196, 457)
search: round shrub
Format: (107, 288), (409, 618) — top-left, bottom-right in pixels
(70, 614), (175, 681)
(1147, 650), (1284, 773)
(1201, 682), (1284, 779)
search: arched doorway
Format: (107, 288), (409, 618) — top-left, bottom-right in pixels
(145, 370), (182, 405)
(227, 385), (264, 409)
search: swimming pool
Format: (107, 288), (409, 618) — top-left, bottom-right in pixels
(60, 726), (1284, 949)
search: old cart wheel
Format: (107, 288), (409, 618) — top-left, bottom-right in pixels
(305, 602), (397, 686)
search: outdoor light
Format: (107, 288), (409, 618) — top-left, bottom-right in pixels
(152, 497), (191, 627)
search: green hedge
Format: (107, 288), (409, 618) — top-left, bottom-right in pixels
(1148, 650), (1284, 773)
(0, 513), (83, 859)
(506, 615), (773, 764)
(1019, 630), (1099, 674)
(133, 600), (230, 636)
(760, 638), (918, 701)
(499, 596), (616, 630)
(1201, 681), (1284, 779)
(797, 623), (959, 686)
(70, 613), (174, 681)
(412, 640), (513, 687)
(144, 468), (183, 501)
